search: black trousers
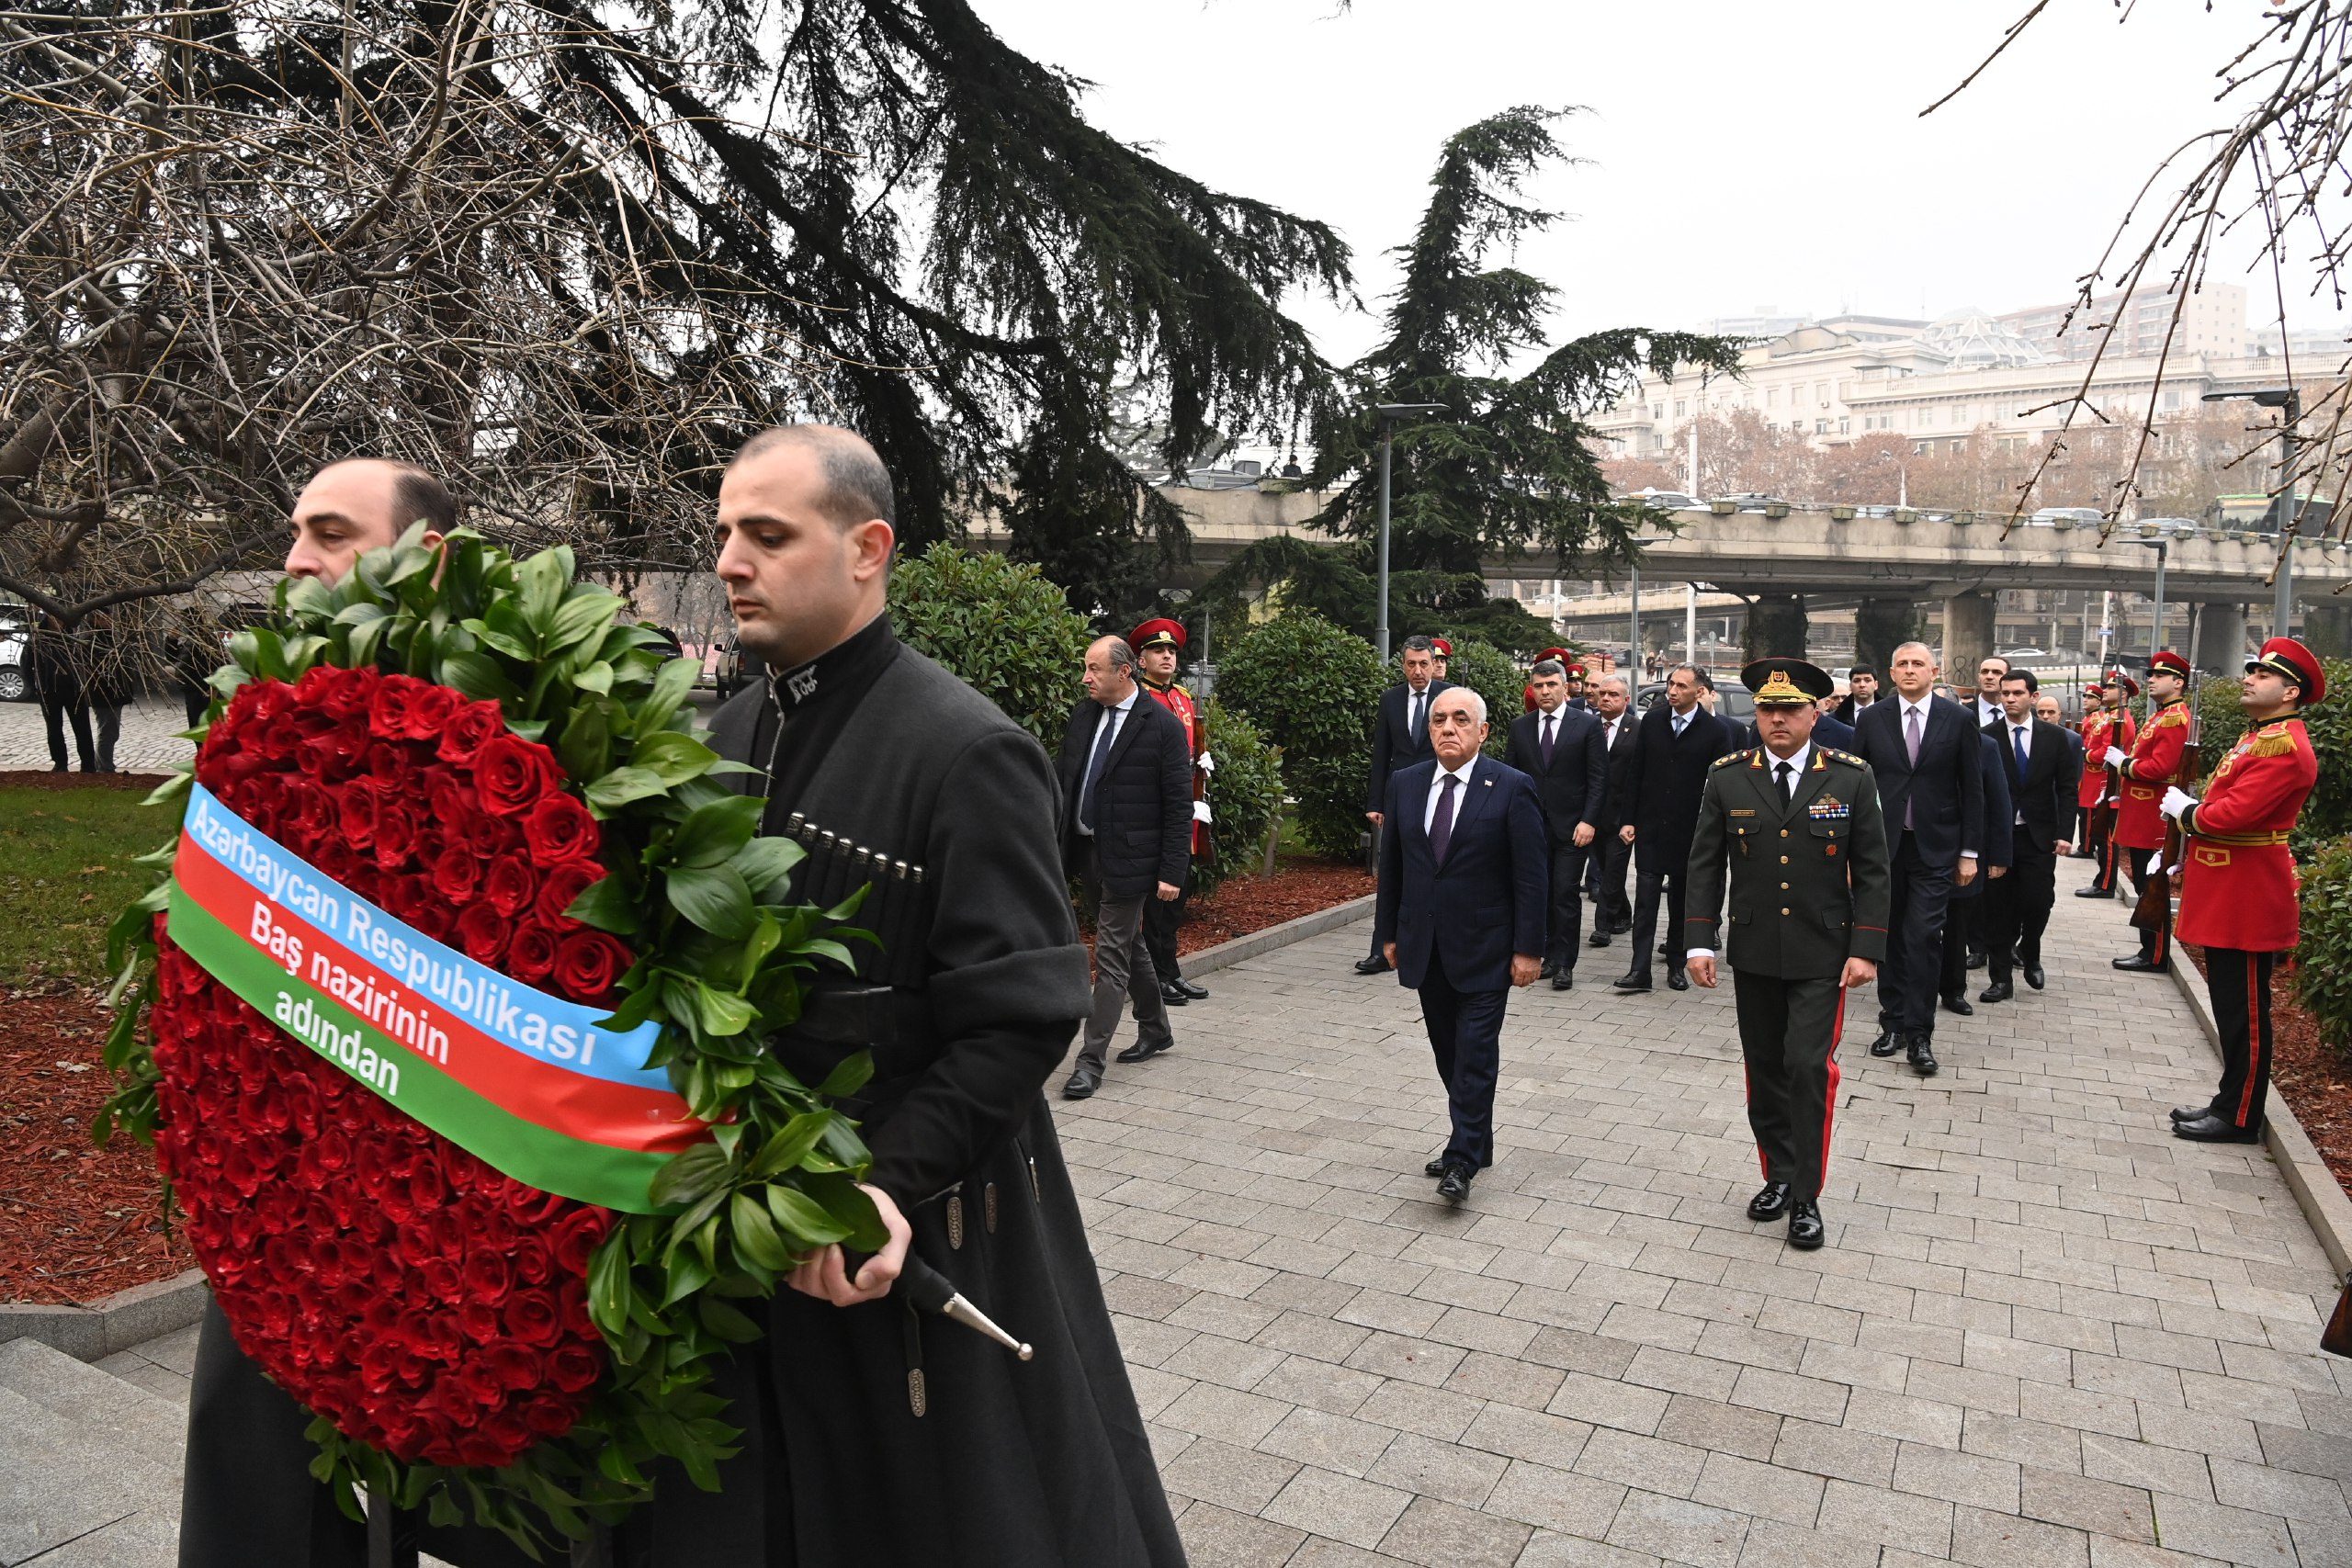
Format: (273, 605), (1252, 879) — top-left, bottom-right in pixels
(1881, 832), (1955, 1036)
(1734, 971), (1848, 1201)
(1985, 846), (2056, 982)
(1544, 840), (1590, 969)
(1141, 863), (1192, 983)
(2119, 844), (2169, 964)
(2201, 947), (2278, 1132)
(41, 692), (94, 771)
(1419, 961), (1507, 1169)
(1593, 833), (1633, 931)
(180, 1300), (537, 1568)
(1939, 893), (1983, 1001)
(1626, 864), (1688, 978)
(2093, 812), (2123, 892)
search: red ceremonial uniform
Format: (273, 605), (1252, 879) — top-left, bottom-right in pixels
(1141, 677), (1207, 855)
(2078, 708), (2137, 808)
(2114, 700), (2188, 850)
(2176, 719), (2318, 953)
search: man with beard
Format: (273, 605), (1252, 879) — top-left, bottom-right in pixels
(679, 424), (1182, 1567)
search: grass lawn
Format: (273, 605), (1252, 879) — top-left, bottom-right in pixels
(0, 783), (175, 988)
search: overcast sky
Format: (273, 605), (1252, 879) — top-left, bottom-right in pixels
(981, 0), (2346, 367)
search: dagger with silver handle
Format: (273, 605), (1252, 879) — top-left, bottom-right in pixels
(844, 1247), (1033, 1360)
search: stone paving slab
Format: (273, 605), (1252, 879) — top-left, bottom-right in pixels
(1057, 853), (2352, 1566)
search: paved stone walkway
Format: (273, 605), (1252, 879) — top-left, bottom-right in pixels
(0, 695), (193, 773)
(5, 856), (2347, 1566)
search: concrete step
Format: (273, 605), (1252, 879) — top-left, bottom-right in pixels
(0, 1336), (183, 1567)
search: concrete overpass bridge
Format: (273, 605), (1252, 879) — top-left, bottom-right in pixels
(968, 486), (2352, 671)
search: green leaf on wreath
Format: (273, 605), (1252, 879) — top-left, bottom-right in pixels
(563, 874), (640, 935)
(458, 617), (535, 662)
(631, 730), (719, 786)
(633, 657), (698, 737)
(670, 796), (763, 869)
(732, 837), (803, 897)
(816, 1050), (874, 1099)
(661, 1248), (715, 1307)
(648, 1141), (730, 1208)
(695, 1297), (764, 1344)
(667, 866), (754, 941)
(750, 1111), (829, 1177)
(692, 982), (757, 1037)
(584, 765), (668, 812)
(572, 660), (616, 695)
(548, 591), (627, 654)
(556, 703), (614, 785)
(517, 547), (568, 634)
(439, 650), (522, 705)
(763, 1182), (852, 1247)
(729, 1190), (793, 1273)
(808, 1176), (890, 1253)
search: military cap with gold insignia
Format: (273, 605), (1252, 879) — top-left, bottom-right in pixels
(1131, 617), (1186, 653)
(2146, 649), (2190, 680)
(1430, 637), (1454, 659)
(2102, 667), (2140, 698)
(1741, 657), (1835, 707)
(2250, 635), (2326, 705)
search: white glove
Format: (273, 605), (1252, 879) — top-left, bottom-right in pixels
(2144, 859), (2167, 880)
(1192, 799), (1213, 824)
(2161, 785), (2196, 820)
(1196, 750), (1216, 773)
(2103, 746), (2127, 769)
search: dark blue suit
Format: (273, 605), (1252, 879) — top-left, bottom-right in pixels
(1853, 694), (1987, 1038)
(1503, 705), (1610, 972)
(1374, 755), (1548, 1169)
(1941, 732), (2014, 1002)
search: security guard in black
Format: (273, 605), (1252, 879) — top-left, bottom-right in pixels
(1686, 659), (1892, 1251)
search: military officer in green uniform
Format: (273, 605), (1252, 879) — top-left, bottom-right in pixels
(1686, 659), (1892, 1250)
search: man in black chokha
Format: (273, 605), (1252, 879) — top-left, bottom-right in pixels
(1685, 660), (1891, 1251)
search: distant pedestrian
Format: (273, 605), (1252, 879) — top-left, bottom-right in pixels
(1131, 617), (1212, 1008)
(1836, 668), (1880, 727)
(1054, 636), (1192, 1100)
(2080, 671), (2141, 894)
(1937, 729), (2009, 1020)
(1503, 659), (1608, 989)
(31, 615), (95, 773)
(1612, 664), (1736, 994)
(1980, 671), (2081, 1000)
(1358, 636), (1452, 975)
(1587, 675), (1638, 942)
(1373, 687), (1547, 1203)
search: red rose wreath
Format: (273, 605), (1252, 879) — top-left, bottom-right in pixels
(103, 531), (882, 1547)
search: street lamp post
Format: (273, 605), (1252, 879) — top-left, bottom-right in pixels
(2201, 387), (2303, 636)
(2134, 538), (2168, 656)
(1372, 402), (1448, 663)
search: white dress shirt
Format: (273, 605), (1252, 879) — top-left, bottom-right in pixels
(1423, 756), (1478, 835)
(1076, 686), (1140, 837)
(1690, 741), (1810, 961)
(2004, 718), (2031, 825)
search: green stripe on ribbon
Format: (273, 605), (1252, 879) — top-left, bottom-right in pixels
(166, 882), (673, 1213)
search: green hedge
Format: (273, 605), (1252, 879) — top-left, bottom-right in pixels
(1198, 701), (1283, 896)
(2294, 835), (2352, 1066)
(1417, 639), (1520, 758)
(1215, 611), (1386, 858)
(889, 544), (1091, 748)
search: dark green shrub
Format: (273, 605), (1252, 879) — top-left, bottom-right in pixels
(2293, 835), (2352, 1065)
(2193, 674), (2250, 784)
(1419, 638), (1521, 758)
(1215, 611), (1386, 858)
(889, 544), (1091, 748)
(1198, 701), (1283, 896)
(2293, 657), (2352, 845)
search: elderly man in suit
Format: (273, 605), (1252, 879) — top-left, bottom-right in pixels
(1852, 641), (1984, 1077)
(1614, 663), (1737, 994)
(1357, 635), (1452, 975)
(1374, 686), (1548, 1202)
(1982, 670), (2083, 999)
(1505, 658), (1610, 989)
(1055, 635), (1193, 1099)
(1587, 673), (1640, 944)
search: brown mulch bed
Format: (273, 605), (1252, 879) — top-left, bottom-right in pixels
(0, 987), (192, 1304)
(1176, 858), (1374, 955)
(0, 770), (168, 792)
(2185, 945), (2352, 1201)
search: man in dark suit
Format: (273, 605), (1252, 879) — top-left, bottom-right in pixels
(1852, 641), (1985, 1077)
(1357, 635), (1452, 974)
(1505, 658), (1610, 988)
(1938, 730), (2011, 1019)
(1835, 667), (1881, 728)
(1055, 635), (1193, 1099)
(1587, 673), (1639, 943)
(1374, 687), (1548, 1202)
(1982, 670), (2082, 999)
(1613, 663), (1737, 994)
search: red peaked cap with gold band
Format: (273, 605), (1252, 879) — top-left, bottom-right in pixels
(1536, 646), (1588, 680)
(1430, 637), (1453, 658)
(2250, 635), (2326, 706)
(2102, 668), (2141, 698)
(2146, 649), (2191, 680)
(1130, 618), (1186, 654)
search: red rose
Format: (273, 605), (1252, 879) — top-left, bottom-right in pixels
(547, 1343), (603, 1393)
(455, 904), (507, 965)
(433, 848), (480, 906)
(368, 675), (429, 740)
(429, 773), (479, 822)
(374, 798), (418, 871)
(503, 1289), (562, 1348)
(521, 1393), (579, 1436)
(551, 931), (631, 1004)
(535, 860), (602, 929)
(523, 793), (599, 865)
(461, 1249), (514, 1306)
(507, 924), (558, 984)
(548, 1208), (611, 1276)
(483, 855), (536, 919)
(467, 811), (519, 859)
(403, 682), (461, 741)
(437, 699), (506, 766)
(482, 1343), (543, 1391)
(475, 734), (559, 816)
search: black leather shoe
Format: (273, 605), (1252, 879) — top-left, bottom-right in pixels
(1587, 930), (1612, 948)
(1174, 978), (1209, 1000)
(1436, 1164), (1472, 1202)
(1868, 1029), (1904, 1057)
(1666, 966), (1690, 992)
(1940, 993), (1973, 1017)
(1747, 1182), (1792, 1222)
(1062, 1068), (1101, 1100)
(1354, 955), (1391, 975)
(2170, 1105), (2211, 1122)
(2112, 955), (2165, 973)
(1977, 981), (2013, 1003)
(1610, 919), (1631, 934)
(2023, 964), (2045, 990)
(1115, 1039), (1171, 1064)
(1539, 960), (1559, 979)
(1908, 1036), (1939, 1077)
(2075, 885), (2114, 898)
(1658, 941), (1673, 958)
(1788, 1201), (1826, 1250)
(1551, 971), (1574, 990)
(1159, 982), (1189, 1007)
(2174, 1113), (2262, 1144)
(1966, 952), (1987, 970)
(1611, 972), (1652, 993)
(1424, 1154), (1452, 1177)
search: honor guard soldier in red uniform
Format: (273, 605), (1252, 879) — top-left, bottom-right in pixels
(2072, 683), (2103, 855)
(2077, 670), (2140, 896)
(1134, 617), (1212, 1007)
(1430, 636), (1453, 682)
(2110, 650), (2192, 971)
(2163, 637), (2324, 1143)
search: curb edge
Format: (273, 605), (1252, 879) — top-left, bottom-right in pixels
(0, 1268), (210, 1362)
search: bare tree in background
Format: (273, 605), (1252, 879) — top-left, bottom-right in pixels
(1930, 1), (2352, 575)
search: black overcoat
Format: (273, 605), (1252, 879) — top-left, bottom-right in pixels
(1053, 694), (1192, 896)
(1621, 702), (1737, 875)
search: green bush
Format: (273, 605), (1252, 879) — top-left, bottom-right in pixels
(889, 544), (1091, 747)
(1418, 638), (1521, 758)
(1215, 611), (1386, 858)
(2193, 674), (2251, 784)
(2293, 657), (2352, 844)
(1198, 701), (1283, 896)
(2293, 835), (2352, 1065)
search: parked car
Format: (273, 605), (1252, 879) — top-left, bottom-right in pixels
(2135, 516), (2202, 537)
(2026, 507), (2105, 527)
(1997, 647), (2048, 660)
(0, 613), (27, 702)
(1637, 681), (1755, 721)
(1712, 492), (1789, 513)
(1622, 489), (1699, 512)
